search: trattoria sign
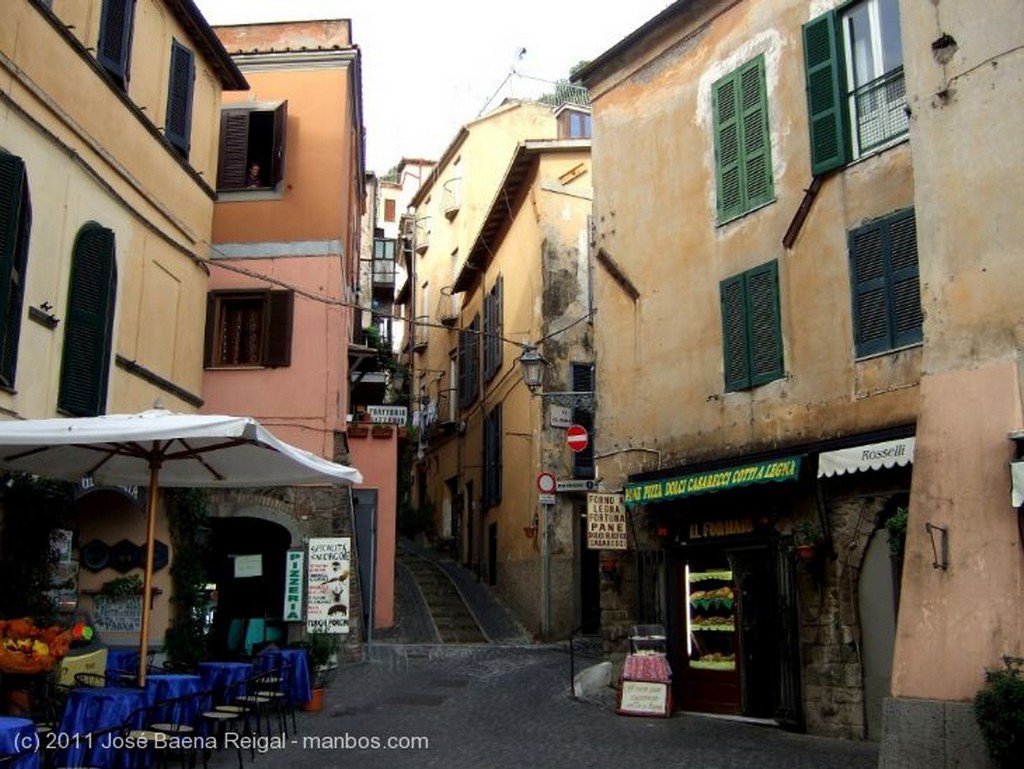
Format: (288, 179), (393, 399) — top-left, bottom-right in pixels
(624, 456), (802, 508)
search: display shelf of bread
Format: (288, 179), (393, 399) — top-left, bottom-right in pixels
(690, 652), (736, 671)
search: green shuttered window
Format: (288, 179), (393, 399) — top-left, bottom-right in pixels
(720, 260), (783, 391)
(803, 13), (849, 174)
(483, 405), (502, 510)
(165, 40), (195, 159)
(849, 208), (922, 357)
(713, 56), (774, 223)
(98, 0), (136, 90)
(59, 224), (117, 416)
(483, 275), (503, 381)
(0, 151), (31, 389)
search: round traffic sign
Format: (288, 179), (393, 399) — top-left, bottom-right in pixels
(566, 424), (589, 453)
(537, 471), (557, 494)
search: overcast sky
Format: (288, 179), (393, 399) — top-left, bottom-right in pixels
(193, 0), (674, 173)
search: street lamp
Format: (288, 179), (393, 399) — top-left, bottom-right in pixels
(519, 345), (546, 392)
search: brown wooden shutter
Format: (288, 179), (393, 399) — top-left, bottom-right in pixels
(203, 293), (216, 367)
(165, 40), (194, 158)
(217, 110), (249, 190)
(270, 101), (288, 187)
(264, 290), (293, 367)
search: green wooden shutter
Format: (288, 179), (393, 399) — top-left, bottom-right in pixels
(458, 328), (470, 408)
(217, 110), (249, 190)
(721, 274), (750, 390)
(746, 260), (783, 385)
(740, 57), (773, 209)
(165, 40), (195, 159)
(713, 73), (743, 221)
(571, 362), (595, 479)
(264, 290), (294, 367)
(494, 275), (504, 375)
(0, 153), (26, 346)
(0, 152), (28, 388)
(482, 289), (493, 379)
(888, 209), (922, 347)
(97, 0), (135, 89)
(849, 221), (890, 356)
(59, 225), (116, 416)
(803, 12), (849, 175)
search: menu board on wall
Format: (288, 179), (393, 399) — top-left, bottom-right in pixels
(93, 594), (143, 634)
(305, 537), (350, 635)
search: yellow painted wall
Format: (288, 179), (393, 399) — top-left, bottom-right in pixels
(585, 0), (919, 492)
(0, 0), (232, 417)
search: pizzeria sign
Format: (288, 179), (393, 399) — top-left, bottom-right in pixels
(624, 456), (802, 508)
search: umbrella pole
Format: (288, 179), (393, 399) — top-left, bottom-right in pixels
(137, 462), (160, 687)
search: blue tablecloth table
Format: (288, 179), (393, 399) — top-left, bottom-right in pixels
(197, 662), (253, 704)
(143, 674), (203, 726)
(0, 716), (40, 769)
(256, 648), (312, 704)
(104, 648), (140, 681)
(55, 686), (146, 768)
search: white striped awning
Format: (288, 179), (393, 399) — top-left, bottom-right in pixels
(817, 437), (915, 478)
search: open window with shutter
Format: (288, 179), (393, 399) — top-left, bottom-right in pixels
(0, 151), (31, 390)
(216, 102), (288, 191)
(849, 208), (921, 357)
(720, 260), (784, 392)
(59, 224), (117, 416)
(802, 0), (907, 173)
(97, 0), (136, 90)
(204, 289), (294, 368)
(165, 40), (195, 159)
(713, 56), (774, 223)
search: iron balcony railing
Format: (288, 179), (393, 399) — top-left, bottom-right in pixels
(851, 66), (908, 156)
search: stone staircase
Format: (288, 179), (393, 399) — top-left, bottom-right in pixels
(400, 551), (488, 644)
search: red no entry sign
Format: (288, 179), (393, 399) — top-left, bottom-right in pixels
(566, 424), (589, 453)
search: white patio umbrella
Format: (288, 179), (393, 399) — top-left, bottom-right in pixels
(0, 408), (363, 685)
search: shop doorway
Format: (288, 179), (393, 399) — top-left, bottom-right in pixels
(675, 540), (799, 723)
(205, 516), (291, 658)
(352, 490), (378, 637)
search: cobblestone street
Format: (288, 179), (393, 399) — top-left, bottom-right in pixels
(205, 644), (879, 769)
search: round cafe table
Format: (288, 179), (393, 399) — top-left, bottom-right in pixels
(0, 715), (40, 769)
(55, 686), (146, 768)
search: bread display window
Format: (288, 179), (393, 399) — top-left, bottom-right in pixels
(686, 568), (737, 671)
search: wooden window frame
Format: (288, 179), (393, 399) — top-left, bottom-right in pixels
(216, 102), (288, 192)
(571, 362), (595, 479)
(482, 276), (503, 381)
(203, 289), (294, 368)
(458, 314), (480, 408)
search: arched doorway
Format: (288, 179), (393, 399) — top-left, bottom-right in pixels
(205, 516), (292, 658)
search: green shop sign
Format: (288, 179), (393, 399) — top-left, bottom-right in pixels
(624, 456), (802, 507)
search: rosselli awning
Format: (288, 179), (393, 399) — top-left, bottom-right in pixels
(817, 437), (915, 478)
(624, 456), (802, 508)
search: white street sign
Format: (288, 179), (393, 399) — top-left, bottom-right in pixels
(539, 493), (556, 505)
(549, 405), (572, 428)
(556, 479), (599, 492)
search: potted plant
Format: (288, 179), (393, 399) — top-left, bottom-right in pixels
(793, 519), (822, 562)
(301, 633), (337, 712)
(973, 656), (1024, 767)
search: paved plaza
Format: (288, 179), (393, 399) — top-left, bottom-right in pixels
(204, 643), (879, 769)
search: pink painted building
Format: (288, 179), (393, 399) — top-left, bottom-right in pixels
(200, 19), (397, 655)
